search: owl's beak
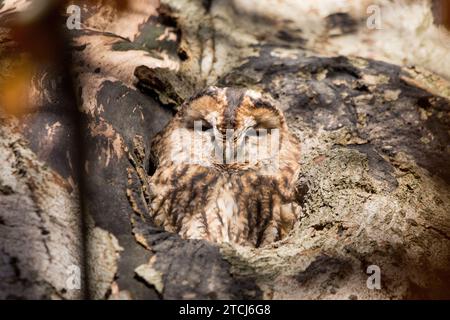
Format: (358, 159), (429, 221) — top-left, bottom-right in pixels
(212, 128), (233, 164)
(211, 128), (248, 166)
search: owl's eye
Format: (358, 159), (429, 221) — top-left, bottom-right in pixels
(189, 119), (213, 131)
(253, 113), (281, 130)
(246, 126), (268, 138)
(201, 121), (213, 131)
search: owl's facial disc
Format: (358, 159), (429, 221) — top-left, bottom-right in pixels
(201, 120), (281, 172)
(168, 87), (288, 173)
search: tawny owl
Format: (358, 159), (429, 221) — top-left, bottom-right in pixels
(149, 87), (301, 247)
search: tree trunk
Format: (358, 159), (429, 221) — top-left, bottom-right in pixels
(1, 0), (449, 299)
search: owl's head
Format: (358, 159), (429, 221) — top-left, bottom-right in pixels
(152, 87), (300, 176)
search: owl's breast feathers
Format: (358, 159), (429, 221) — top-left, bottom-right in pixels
(150, 164), (301, 247)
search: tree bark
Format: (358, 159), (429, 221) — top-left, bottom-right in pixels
(0, 0), (449, 299)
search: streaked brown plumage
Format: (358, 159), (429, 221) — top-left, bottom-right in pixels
(149, 87), (301, 247)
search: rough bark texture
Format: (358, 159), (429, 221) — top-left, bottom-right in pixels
(0, 0), (449, 299)
(130, 0), (450, 300)
(0, 10), (84, 298)
(0, 117), (83, 299)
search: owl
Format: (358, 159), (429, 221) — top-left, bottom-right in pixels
(149, 87), (301, 247)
